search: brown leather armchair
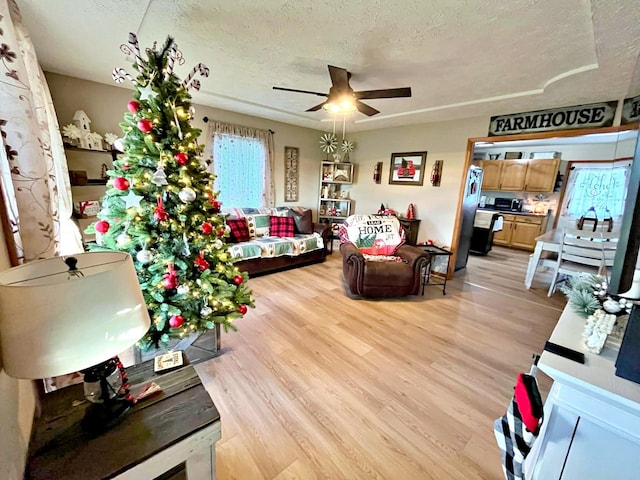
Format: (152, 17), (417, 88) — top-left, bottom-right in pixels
(340, 243), (429, 297)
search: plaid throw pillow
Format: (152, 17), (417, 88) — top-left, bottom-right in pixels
(270, 215), (295, 237)
(227, 218), (251, 243)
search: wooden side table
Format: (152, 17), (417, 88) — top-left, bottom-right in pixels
(397, 217), (421, 245)
(27, 361), (221, 480)
(418, 244), (452, 295)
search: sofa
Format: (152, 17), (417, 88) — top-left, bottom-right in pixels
(223, 207), (330, 276)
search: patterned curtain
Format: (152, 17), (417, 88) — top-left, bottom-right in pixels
(206, 120), (274, 207)
(0, 0), (82, 263)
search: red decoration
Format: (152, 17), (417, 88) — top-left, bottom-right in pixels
(238, 304), (248, 315)
(113, 177), (130, 191)
(174, 152), (188, 165)
(127, 100), (140, 114)
(154, 196), (169, 221)
(163, 263), (178, 289)
(137, 118), (153, 133)
(233, 275), (244, 285)
(201, 222), (213, 235)
(216, 227), (226, 237)
(194, 252), (210, 272)
(169, 315), (185, 328)
(122, 163), (130, 170)
(406, 203), (415, 220)
(211, 199), (222, 213)
(95, 220), (110, 234)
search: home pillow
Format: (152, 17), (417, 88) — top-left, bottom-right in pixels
(339, 214), (406, 255)
(227, 218), (251, 243)
(270, 215), (295, 237)
(288, 207), (313, 234)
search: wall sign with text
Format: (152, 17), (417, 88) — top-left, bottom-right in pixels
(488, 101), (617, 136)
(622, 95), (640, 125)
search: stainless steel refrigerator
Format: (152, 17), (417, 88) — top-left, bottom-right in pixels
(455, 165), (483, 271)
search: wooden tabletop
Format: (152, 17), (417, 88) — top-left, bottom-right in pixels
(27, 361), (220, 480)
(534, 228), (563, 244)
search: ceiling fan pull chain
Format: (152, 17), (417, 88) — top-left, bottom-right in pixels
(342, 113), (346, 141)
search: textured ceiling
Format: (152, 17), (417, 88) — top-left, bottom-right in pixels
(16, 0), (640, 132)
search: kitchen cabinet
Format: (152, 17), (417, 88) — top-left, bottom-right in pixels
(500, 160), (528, 190)
(318, 162), (355, 235)
(524, 159), (560, 192)
(480, 159), (559, 192)
(492, 214), (546, 251)
(480, 161), (502, 190)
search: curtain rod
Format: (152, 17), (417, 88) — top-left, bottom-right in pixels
(202, 116), (274, 134)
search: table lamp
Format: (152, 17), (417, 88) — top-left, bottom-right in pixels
(0, 251), (151, 432)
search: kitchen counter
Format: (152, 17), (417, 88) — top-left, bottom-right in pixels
(477, 208), (547, 217)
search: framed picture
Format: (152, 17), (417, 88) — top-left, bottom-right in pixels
(389, 151), (427, 186)
(504, 151), (523, 159)
(284, 146), (299, 202)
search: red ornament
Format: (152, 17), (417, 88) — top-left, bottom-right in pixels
(238, 304), (248, 315)
(211, 199), (222, 213)
(95, 220), (110, 234)
(194, 252), (210, 272)
(163, 263), (179, 289)
(175, 152), (188, 165)
(127, 100), (140, 114)
(113, 177), (130, 191)
(137, 118), (153, 133)
(154, 196), (169, 221)
(216, 227), (226, 237)
(233, 275), (244, 285)
(169, 315), (184, 328)
(201, 222), (213, 235)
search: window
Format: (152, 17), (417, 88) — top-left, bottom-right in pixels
(208, 121), (274, 208)
(565, 165), (630, 218)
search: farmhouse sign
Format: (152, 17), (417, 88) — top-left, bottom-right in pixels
(621, 95), (640, 125)
(488, 101), (617, 136)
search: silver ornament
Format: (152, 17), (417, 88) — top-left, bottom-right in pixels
(212, 239), (223, 249)
(179, 187), (196, 203)
(117, 233), (131, 247)
(177, 285), (190, 295)
(200, 306), (213, 317)
(136, 249), (153, 263)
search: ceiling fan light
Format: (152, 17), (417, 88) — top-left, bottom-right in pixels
(323, 102), (342, 113)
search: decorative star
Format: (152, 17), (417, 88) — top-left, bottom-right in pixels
(123, 190), (144, 209)
(139, 84), (157, 101)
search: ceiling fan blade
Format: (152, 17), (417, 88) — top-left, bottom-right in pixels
(355, 87), (412, 100)
(306, 102), (327, 112)
(355, 100), (380, 116)
(273, 86), (327, 98)
(328, 65), (350, 90)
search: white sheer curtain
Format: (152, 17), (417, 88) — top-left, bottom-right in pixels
(0, 0), (82, 262)
(206, 120), (275, 207)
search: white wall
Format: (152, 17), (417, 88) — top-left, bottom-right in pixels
(0, 220), (36, 480)
(45, 73), (323, 211)
(350, 117), (487, 246)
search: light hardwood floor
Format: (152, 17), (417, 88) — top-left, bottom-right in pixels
(195, 246), (567, 479)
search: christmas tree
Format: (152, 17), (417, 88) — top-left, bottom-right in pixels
(86, 33), (254, 350)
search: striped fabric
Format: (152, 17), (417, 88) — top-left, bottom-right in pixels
(494, 374), (542, 480)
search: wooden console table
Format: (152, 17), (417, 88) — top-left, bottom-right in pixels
(27, 361), (221, 480)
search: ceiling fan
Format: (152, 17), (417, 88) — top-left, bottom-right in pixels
(273, 65), (412, 116)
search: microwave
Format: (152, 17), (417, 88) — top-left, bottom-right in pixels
(494, 197), (523, 212)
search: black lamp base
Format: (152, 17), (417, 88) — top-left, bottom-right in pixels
(81, 398), (132, 435)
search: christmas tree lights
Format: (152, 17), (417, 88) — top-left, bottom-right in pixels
(87, 33), (254, 349)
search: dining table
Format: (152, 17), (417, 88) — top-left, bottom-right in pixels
(524, 228), (563, 289)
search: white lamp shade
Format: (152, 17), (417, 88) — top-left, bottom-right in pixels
(0, 252), (150, 379)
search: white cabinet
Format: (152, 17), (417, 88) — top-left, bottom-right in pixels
(525, 306), (640, 479)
